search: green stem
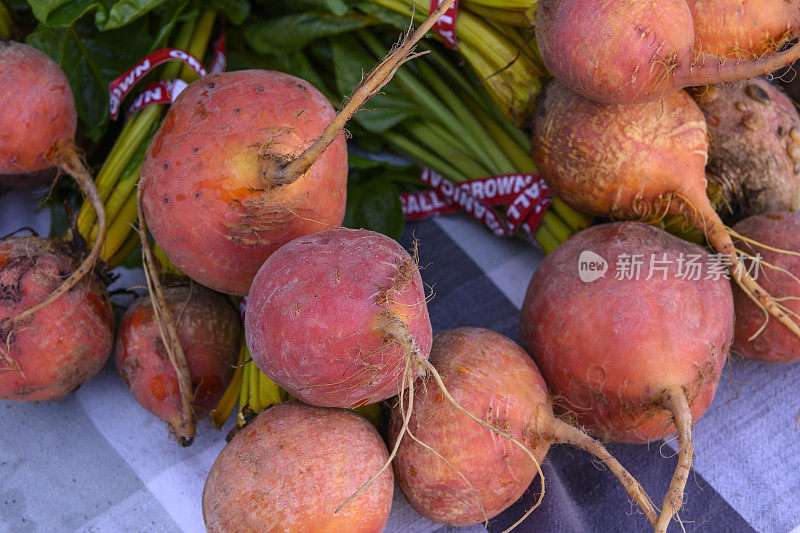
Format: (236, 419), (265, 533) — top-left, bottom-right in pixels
(534, 222), (559, 254)
(357, 30), (497, 171)
(540, 209), (572, 244)
(0, 0), (12, 38)
(76, 105), (164, 239)
(403, 122), (490, 179)
(383, 131), (469, 182)
(471, 104), (535, 171)
(415, 60), (516, 173)
(107, 233), (140, 269)
(462, 2), (531, 27)
(175, 10), (217, 82)
(463, 0), (535, 8)
(550, 197), (593, 232)
(98, 189), (138, 260)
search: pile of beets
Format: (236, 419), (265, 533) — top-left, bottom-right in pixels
(2, 1), (800, 531)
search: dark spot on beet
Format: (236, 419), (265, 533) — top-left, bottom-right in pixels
(163, 196), (169, 204)
(746, 83), (770, 105)
(778, 126), (786, 137)
(195, 192), (201, 199)
(290, 81), (308, 92)
(14, 385), (42, 396)
(235, 108), (241, 114)
(193, 147), (199, 152)
(255, 86), (265, 93)
(163, 163), (169, 170)
(208, 82), (216, 89)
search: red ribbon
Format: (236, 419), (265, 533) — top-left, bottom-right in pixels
(108, 32), (227, 119)
(429, 0), (459, 49)
(401, 169), (551, 239)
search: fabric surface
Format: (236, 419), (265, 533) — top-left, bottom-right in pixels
(0, 186), (797, 532)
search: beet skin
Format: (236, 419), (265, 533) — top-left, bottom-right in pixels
(732, 213), (800, 363)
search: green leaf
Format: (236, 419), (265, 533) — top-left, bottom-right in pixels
(28, 0), (168, 30)
(203, 0), (248, 24)
(244, 11), (372, 55)
(346, 176), (403, 239)
(27, 16), (152, 140)
(322, 0), (347, 15)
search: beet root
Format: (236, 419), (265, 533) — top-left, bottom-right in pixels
(0, 40), (107, 326)
(0, 40), (76, 176)
(0, 237), (113, 401)
(202, 402), (393, 532)
(390, 328), (658, 527)
(687, 0), (800, 59)
(520, 222), (734, 532)
(245, 228), (432, 408)
(692, 79), (800, 221)
(731, 213), (800, 363)
(140, 70), (348, 296)
(534, 0), (800, 104)
(532, 79), (800, 344)
(115, 285), (240, 444)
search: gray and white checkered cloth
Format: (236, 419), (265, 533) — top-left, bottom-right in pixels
(1, 187), (798, 532)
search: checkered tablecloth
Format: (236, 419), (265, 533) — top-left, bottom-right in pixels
(1, 186), (799, 532)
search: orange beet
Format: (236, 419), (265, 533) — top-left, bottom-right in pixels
(203, 402), (393, 532)
(115, 285), (241, 441)
(140, 70), (347, 296)
(688, 0), (800, 59)
(0, 237), (113, 401)
(535, 0), (800, 104)
(390, 328), (658, 528)
(0, 41), (76, 177)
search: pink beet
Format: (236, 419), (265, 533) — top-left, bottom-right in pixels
(245, 228), (432, 408)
